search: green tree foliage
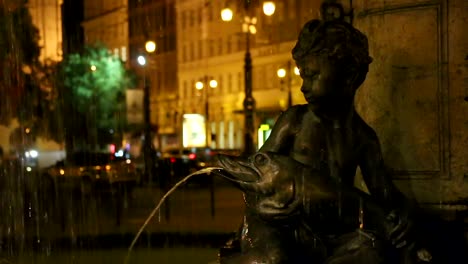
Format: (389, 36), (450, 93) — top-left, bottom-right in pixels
(60, 44), (135, 150)
(0, 0), (41, 125)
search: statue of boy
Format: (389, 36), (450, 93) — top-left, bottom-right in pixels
(258, 7), (416, 264)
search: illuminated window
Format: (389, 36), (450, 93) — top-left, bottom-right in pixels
(238, 72), (243, 92)
(182, 114), (206, 148)
(219, 121), (225, 149)
(228, 120), (234, 149)
(121, 46), (127, 61)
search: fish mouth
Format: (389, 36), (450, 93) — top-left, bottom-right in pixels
(216, 154), (259, 184)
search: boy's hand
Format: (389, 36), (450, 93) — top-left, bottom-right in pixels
(386, 210), (415, 248)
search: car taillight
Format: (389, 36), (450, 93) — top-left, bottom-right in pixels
(170, 157), (176, 163)
(189, 153), (196, 160)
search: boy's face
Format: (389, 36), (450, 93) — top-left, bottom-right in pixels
(296, 53), (354, 112)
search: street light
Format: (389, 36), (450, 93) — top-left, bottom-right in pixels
(195, 76), (217, 148)
(145, 40), (156, 53)
(140, 40), (156, 184)
(137, 55), (146, 66)
(221, 0), (275, 156)
(262, 1), (276, 16)
(277, 61), (300, 109)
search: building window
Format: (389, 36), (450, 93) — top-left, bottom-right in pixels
(218, 37), (223, 55)
(211, 122), (217, 149)
(189, 10), (194, 27)
(182, 44), (187, 62)
(198, 40), (203, 59)
(190, 42), (194, 61)
(183, 80), (188, 99)
(190, 80), (195, 97)
(227, 73), (232, 93)
(288, 0), (296, 19)
(219, 121), (225, 149)
(208, 4), (213, 21)
(278, 1), (285, 22)
(121, 46), (127, 62)
(209, 40), (215, 57)
(237, 35), (243, 52)
(228, 120), (234, 149)
(218, 75), (223, 94)
(238, 72), (243, 92)
(181, 11), (187, 29)
(198, 7), (203, 25)
(227, 36), (232, 53)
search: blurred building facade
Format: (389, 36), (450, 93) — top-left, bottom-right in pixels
(74, 0), (467, 204)
(128, 0), (178, 151)
(61, 0), (84, 56)
(28, 0), (63, 62)
(82, 0), (128, 62)
(175, 0), (316, 150)
(174, 0), (468, 205)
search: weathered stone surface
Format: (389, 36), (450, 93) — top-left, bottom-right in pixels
(353, 0), (468, 203)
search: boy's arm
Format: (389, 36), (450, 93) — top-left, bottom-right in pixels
(359, 128), (416, 248)
(259, 106), (299, 153)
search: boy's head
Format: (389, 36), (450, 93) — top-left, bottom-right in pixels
(292, 15), (372, 113)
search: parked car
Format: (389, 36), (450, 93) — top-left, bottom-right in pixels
(158, 147), (218, 186)
(43, 151), (139, 193)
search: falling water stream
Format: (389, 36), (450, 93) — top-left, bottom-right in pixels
(124, 167), (225, 264)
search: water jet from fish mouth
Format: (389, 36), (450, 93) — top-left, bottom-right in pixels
(124, 167), (225, 264)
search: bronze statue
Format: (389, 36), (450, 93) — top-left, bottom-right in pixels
(215, 1), (422, 263)
(217, 151), (396, 263)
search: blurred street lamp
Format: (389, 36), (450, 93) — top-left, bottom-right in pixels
(221, 0), (275, 155)
(195, 76), (217, 148)
(220, 8), (233, 21)
(145, 40), (156, 53)
(140, 40), (156, 184)
(262, 1), (276, 16)
(137, 55), (146, 66)
(277, 61), (300, 109)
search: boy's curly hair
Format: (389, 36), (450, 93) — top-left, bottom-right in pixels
(292, 16), (373, 89)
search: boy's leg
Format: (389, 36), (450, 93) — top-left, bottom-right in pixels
(324, 230), (386, 264)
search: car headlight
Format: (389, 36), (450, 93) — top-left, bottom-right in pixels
(25, 149), (39, 158)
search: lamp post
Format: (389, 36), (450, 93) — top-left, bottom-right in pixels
(277, 61), (300, 109)
(221, 0), (275, 155)
(139, 40), (156, 184)
(195, 76), (218, 148)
